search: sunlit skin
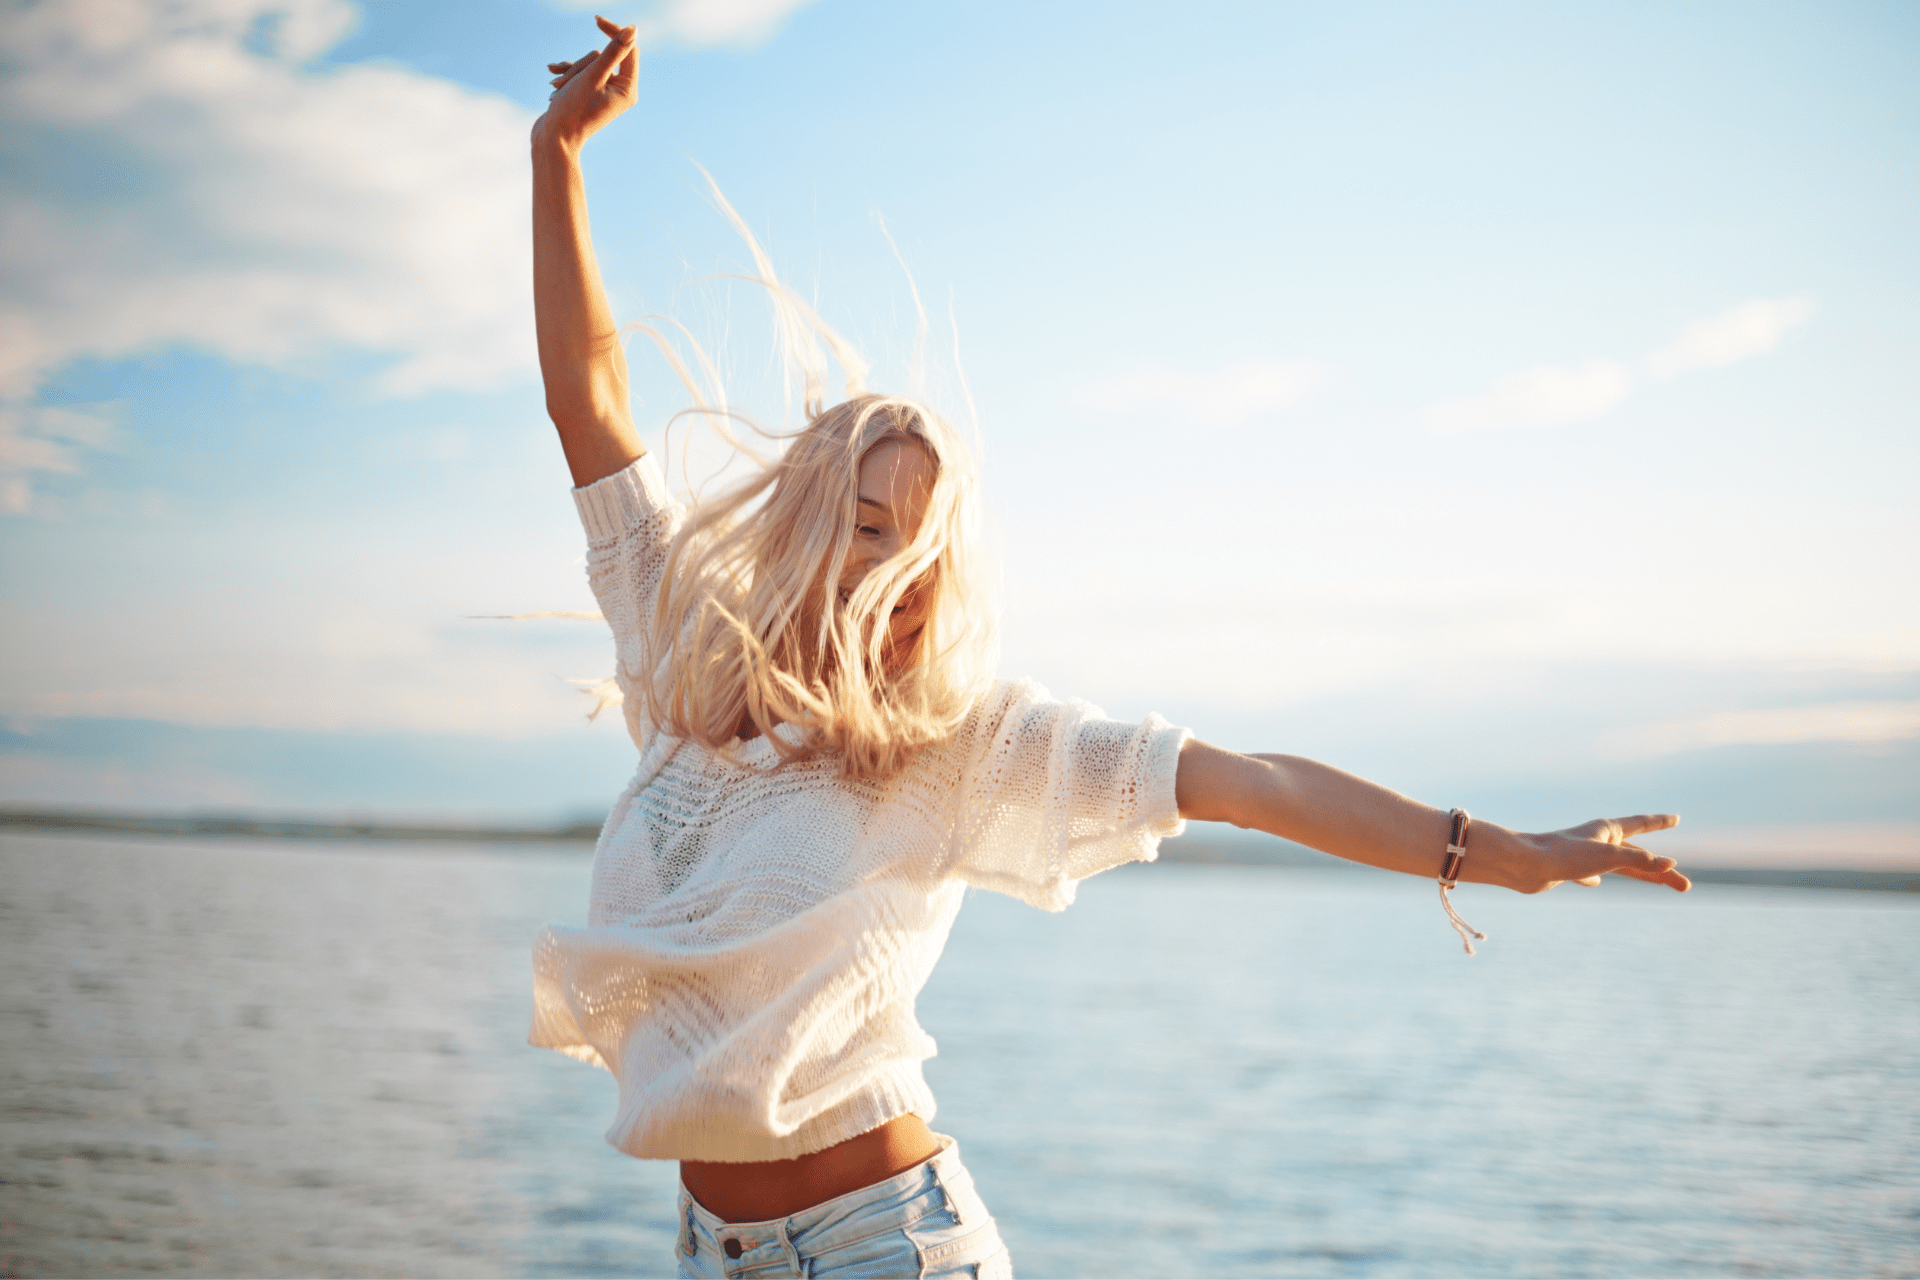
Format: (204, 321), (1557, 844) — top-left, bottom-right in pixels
(533, 14), (1690, 1226)
(841, 436), (936, 663)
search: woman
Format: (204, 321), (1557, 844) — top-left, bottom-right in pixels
(527, 19), (1690, 1278)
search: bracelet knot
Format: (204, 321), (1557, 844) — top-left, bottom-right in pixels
(1438, 807), (1488, 955)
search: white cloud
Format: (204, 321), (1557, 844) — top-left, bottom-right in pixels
(1600, 699), (1920, 759)
(1421, 360), (1635, 435)
(1071, 359), (1323, 426)
(0, 0), (536, 412)
(559, 0), (823, 48)
(0, 403), (121, 514)
(1647, 295), (1817, 379)
(1418, 294), (1816, 436)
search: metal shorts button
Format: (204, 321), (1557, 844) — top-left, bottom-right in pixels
(723, 1238), (744, 1259)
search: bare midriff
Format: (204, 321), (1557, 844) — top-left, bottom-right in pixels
(679, 1114), (944, 1223)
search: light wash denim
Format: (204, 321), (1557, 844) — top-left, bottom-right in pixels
(675, 1138), (1012, 1279)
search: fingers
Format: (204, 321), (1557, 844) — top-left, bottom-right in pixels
(539, 16), (641, 130)
(1610, 813), (1681, 839)
(592, 22), (637, 90)
(547, 17), (634, 91)
(549, 48), (598, 90)
(1610, 863), (1693, 891)
(611, 44), (639, 94)
(1547, 825), (1690, 893)
(1555, 813), (1681, 845)
(1617, 840), (1676, 873)
(1605, 814), (1687, 890)
(1598, 838), (1691, 892)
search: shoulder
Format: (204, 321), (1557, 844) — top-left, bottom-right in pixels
(896, 680), (1116, 783)
(970, 677), (1116, 728)
(962, 677), (1044, 733)
(949, 677), (1111, 760)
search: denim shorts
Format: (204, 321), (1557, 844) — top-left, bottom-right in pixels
(675, 1137), (1012, 1279)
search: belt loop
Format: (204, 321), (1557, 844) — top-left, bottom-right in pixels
(680, 1194), (698, 1257)
(776, 1218), (804, 1277)
(930, 1146), (967, 1227)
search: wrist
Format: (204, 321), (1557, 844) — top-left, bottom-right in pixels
(530, 128), (584, 166)
(1458, 820), (1530, 891)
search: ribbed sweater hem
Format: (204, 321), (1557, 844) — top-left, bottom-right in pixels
(573, 454), (670, 545)
(1142, 716), (1193, 840)
(607, 1060), (940, 1163)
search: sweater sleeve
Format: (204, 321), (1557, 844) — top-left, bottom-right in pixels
(573, 455), (685, 753)
(949, 679), (1191, 912)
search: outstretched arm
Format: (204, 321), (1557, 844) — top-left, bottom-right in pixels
(1175, 739), (1689, 893)
(533, 16), (646, 487)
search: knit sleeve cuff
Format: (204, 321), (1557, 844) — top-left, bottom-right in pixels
(1137, 713), (1193, 840)
(571, 454), (674, 545)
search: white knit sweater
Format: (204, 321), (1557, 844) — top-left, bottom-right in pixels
(529, 455), (1191, 1162)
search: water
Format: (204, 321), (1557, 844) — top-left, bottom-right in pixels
(2, 832), (1915, 1278)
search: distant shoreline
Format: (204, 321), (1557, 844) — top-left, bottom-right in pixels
(4, 807), (1916, 893)
(0, 806), (604, 845)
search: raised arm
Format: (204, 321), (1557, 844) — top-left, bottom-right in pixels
(1175, 739), (1690, 894)
(532, 16), (646, 487)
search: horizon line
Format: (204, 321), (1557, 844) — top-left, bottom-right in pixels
(4, 807), (1916, 893)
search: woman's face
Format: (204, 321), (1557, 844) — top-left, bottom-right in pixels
(839, 437), (936, 658)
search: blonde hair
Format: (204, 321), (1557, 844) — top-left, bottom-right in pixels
(628, 175), (996, 781)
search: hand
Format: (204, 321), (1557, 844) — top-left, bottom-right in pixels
(532, 15), (639, 152)
(1505, 813), (1690, 894)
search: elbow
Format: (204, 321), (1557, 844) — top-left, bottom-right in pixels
(545, 390), (635, 438)
(1175, 739), (1275, 829)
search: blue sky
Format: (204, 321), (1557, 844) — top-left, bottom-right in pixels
(2, 0), (1915, 866)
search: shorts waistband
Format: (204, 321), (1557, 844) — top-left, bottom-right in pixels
(678, 1133), (962, 1235)
(673, 1138), (1008, 1277)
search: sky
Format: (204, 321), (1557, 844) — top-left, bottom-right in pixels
(1, 0), (1916, 866)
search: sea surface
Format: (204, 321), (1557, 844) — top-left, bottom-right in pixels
(2, 831), (1916, 1279)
